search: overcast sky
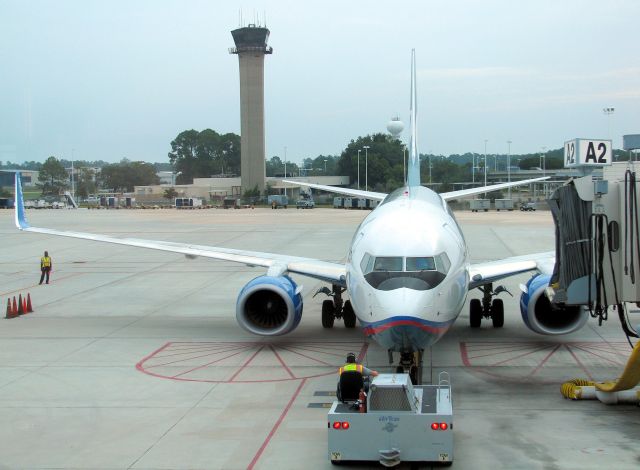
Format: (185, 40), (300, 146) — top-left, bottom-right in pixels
(1, 0), (638, 165)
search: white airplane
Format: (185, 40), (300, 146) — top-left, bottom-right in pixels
(13, 50), (587, 383)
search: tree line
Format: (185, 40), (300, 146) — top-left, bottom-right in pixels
(4, 126), (633, 198)
(34, 157), (159, 198)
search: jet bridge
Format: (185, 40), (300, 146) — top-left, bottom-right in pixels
(549, 136), (640, 404)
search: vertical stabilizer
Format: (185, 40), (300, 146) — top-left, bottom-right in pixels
(14, 172), (29, 230)
(407, 49), (421, 188)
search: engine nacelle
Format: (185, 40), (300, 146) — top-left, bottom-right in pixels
(519, 274), (589, 335)
(236, 275), (303, 336)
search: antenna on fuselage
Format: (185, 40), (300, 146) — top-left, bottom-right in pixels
(407, 49), (421, 188)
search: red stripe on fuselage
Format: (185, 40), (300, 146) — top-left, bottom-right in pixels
(363, 319), (448, 336)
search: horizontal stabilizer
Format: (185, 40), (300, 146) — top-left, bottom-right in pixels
(282, 180), (387, 201)
(441, 177), (549, 201)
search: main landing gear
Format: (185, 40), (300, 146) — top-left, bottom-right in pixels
(389, 349), (424, 385)
(469, 283), (512, 328)
(314, 284), (357, 329)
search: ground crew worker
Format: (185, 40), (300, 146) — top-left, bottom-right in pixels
(338, 352), (379, 378)
(40, 251), (52, 285)
(337, 352), (379, 402)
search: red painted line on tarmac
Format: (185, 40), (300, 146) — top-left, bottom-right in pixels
(247, 378), (307, 470)
(270, 345), (295, 379)
(565, 344), (594, 381)
(135, 342), (172, 372)
(570, 344), (624, 366)
(492, 344), (554, 366)
(146, 345), (252, 369)
(460, 342), (471, 367)
(529, 344), (562, 377)
(465, 343), (534, 352)
(467, 344), (540, 360)
(278, 345), (335, 366)
(153, 344), (250, 359)
(279, 344), (351, 357)
(172, 348), (252, 379)
(228, 346), (265, 382)
(357, 343), (369, 363)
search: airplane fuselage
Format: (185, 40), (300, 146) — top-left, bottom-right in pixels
(345, 185), (470, 352)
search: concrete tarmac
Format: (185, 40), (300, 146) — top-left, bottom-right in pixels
(0, 207), (638, 469)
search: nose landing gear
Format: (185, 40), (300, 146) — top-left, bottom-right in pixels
(315, 284), (357, 329)
(470, 283), (511, 328)
(390, 350), (424, 385)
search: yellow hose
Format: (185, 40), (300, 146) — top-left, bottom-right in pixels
(561, 341), (640, 399)
(561, 378), (594, 399)
(593, 341), (640, 392)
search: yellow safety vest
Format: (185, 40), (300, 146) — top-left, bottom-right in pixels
(41, 257), (51, 268)
(338, 363), (363, 375)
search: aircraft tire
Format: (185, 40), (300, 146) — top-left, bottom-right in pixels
(343, 300), (356, 328)
(322, 300), (335, 328)
(492, 299), (504, 328)
(470, 299), (482, 328)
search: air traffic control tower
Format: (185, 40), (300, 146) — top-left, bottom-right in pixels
(230, 25), (272, 194)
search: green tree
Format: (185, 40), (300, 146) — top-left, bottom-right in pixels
(37, 156), (68, 196)
(168, 129), (241, 182)
(75, 167), (97, 199)
(0, 187), (11, 198)
(168, 130), (199, 184)
(243, 184), (260, 203)
(218, 132), (241, 175)
(99, 159), (159, 192)
(337, 133), (405, 190)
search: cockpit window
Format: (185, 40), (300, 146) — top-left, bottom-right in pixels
(406, 257), (435, 271)
(373, 257), (403, 272)
(361, 252), (451, 291)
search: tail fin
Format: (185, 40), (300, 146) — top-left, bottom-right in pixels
(407, 49), (421, 188)
(14, 172), (30, 230)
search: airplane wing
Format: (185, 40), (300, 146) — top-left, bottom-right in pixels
(468, 251), (555, 289)
(440, 177), (549, 201)
(284, 177), (548, 203)
(13, 174), (347, 286)
(282, 180), (387, 201)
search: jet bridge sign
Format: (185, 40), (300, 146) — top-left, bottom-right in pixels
(564, 139), (612, 168)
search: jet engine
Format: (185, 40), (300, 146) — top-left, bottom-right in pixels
(519, 274), (588, 335)
(236, 275), (303, 336)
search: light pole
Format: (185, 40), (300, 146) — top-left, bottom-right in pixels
(472, 154), (475, 184)
(403, 148), (406, 184)
(484, 139), (488, 197)
(357, 149), (361, 190)
(363, 145), (370, 191)
(540, 146), (547, 198)
(284, 146), (287, 198)
(507, 140), (512, 199)
(603, 107), (615, 139)
(71, 148), (75, 201)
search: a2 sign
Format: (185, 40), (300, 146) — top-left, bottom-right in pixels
(564, 138), (612, 167)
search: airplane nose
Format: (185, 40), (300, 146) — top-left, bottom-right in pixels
(373, 288), (433, 316)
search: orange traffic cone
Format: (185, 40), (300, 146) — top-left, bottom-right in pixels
(11, 297), (17, 316)
(22, 296), (27, 314)
(17, 294), (24, 315)
(5, 299), (12, 319)
(26, 293), (33, 313)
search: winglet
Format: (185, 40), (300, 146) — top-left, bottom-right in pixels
(14, 172), (30, 230)
(407, 49), (421, 188)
